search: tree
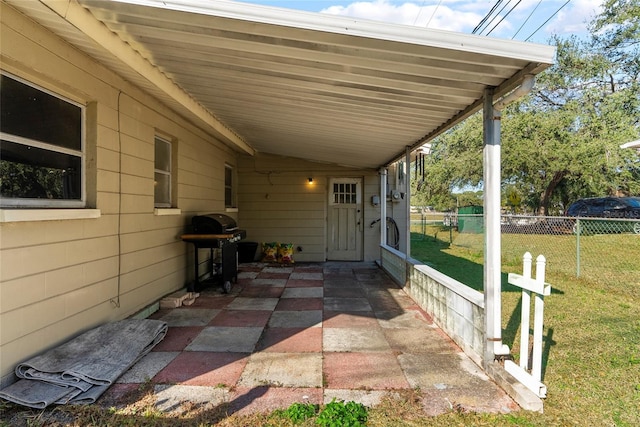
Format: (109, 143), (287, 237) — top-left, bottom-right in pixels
(413, 2), (640, 214)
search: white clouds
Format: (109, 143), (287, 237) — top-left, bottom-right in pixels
(544, 0), (603, 36)
(318, 0), (606, 42)
(320, 0), (481, 32)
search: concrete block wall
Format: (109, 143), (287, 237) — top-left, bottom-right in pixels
(380, 247), (485, 366)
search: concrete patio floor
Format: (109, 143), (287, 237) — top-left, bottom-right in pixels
(99, 261), (517, 417)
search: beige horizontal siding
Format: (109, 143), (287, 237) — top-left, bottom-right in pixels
(0, 5), (237, 384)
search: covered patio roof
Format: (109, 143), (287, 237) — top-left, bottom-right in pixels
(7, 0), (555, 169)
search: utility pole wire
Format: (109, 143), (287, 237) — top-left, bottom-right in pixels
(512, 0), (543, 39)
(478, 0), (515, 36)
(525, 0), (571, 41)
(426, 0), (444, 29)
(485, 0), (523, 37)
(473, 0), (504, 34)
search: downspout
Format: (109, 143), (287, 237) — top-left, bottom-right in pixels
(483, 74), (535, 365)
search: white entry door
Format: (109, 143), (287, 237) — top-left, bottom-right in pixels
(327, 177), (363, 261)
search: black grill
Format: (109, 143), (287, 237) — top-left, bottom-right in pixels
(181, 214), (246, 293)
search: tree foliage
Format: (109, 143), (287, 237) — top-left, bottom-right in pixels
(413, 1), (640, 215)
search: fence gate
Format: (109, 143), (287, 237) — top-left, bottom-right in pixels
(505, 252), (551, 398)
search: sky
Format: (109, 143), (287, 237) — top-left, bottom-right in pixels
(233, 0), (605, 45)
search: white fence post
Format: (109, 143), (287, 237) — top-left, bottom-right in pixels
(505, 252), (551, 398)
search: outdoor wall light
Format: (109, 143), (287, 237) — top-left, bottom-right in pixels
(308, 177), (314, 184)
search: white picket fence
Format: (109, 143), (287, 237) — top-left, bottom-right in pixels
(504, 252), (551, 398)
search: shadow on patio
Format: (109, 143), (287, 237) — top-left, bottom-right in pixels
(99, 261), (517, 418)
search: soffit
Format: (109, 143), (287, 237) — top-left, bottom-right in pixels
(6, 0), (555, 169)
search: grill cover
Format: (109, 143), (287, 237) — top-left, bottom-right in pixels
(191, 213), (238, 234)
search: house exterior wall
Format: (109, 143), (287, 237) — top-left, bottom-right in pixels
(0, 6), (237, 385)
(237, 153), (381, 262)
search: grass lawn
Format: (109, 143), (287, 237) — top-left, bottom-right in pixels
(1, 229), (638, 426)
(410, 228), (640, 426)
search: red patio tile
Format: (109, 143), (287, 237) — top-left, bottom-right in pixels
(323, 352), (410, 390)
(276, 298), (323, 311)
(240, 286), (284, 298)
(189, 295), (235, 309)
(286, 279), (323, 287)
(152, 326), (205, 352)
(153, 351), (248, 387)
(255, 327), (322, 352)
(257, 272), (291, 279)
(210, 309), (272, 327)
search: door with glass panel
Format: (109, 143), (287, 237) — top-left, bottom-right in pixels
(327, 178), (363, 260)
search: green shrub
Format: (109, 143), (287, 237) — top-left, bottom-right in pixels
(315, 399), (368, 427)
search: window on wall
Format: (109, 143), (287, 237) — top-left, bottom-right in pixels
(154, 136), (172, 207)
(225, 164), (235, 208)
(0, 72), (84, 208)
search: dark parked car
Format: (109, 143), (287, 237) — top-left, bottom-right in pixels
(565, 197), (640, 234)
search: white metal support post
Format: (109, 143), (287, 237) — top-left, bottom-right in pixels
(380, 168), (387, 247)
(405, 147), (411, 259)
(483, 88), (509, 363)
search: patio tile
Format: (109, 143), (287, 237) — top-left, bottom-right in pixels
(323, 297), (371, 312)
(226, 297), (279, 311)
(185, 326), (263, 352)
(238, 352), (323, 388)
(383, 328), (456, 354)
(322, 278), (359, 288)
(152, 326), (205, 352)
(154, 384), (230, 413)
(257, 272), (291, 279)
(190, 295), (235, 309)
(276, 297), (323, 311)
(290, 272), (323, 280)
(262, 266), (294, 274)
(324, 389), (395, 407)
(153, 351), (249, 386)
(239, 286), (284, 298)
(323, 352), (410, 389)
(281, 287), (323, 298)
(324, 287), (365, 298)
(376, 309), (433, 329)
(322, 311), (378, 328)
(323, 327), (390, 352)
(249, 278), (287, 287)
(210, 310), (272, 327)
(159, 308), (220, 327)
(238, 271), (260, 279)
(255, 327), (322, 352)
(285, 278), (324, 287)
(268, 310), (322, 328)
(117, 352), (179, 383)
(229, 386), (323, 416)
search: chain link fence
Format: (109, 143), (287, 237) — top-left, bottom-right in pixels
(410, 213), (640, 287)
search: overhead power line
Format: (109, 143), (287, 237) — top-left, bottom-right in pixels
(512, 0), (543, 39)
(525, 0), (570, 41)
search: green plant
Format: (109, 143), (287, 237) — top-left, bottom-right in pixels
(274, 402), (319, 424)
(315, 399), (368, 427)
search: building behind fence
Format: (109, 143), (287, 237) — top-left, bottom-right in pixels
(411, 213), (640, 288)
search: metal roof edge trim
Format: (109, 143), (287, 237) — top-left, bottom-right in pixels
(105, 0), (556, 65)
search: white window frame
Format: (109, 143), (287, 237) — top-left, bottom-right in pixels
(0, 72), (85, 208)
(154, 136), (172, 208)
(224, 164), (236, 209)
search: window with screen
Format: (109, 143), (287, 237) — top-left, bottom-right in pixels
(154, 136), (172, 207)
(0, 73), (84, 207)
(225, 164), (235, 208)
